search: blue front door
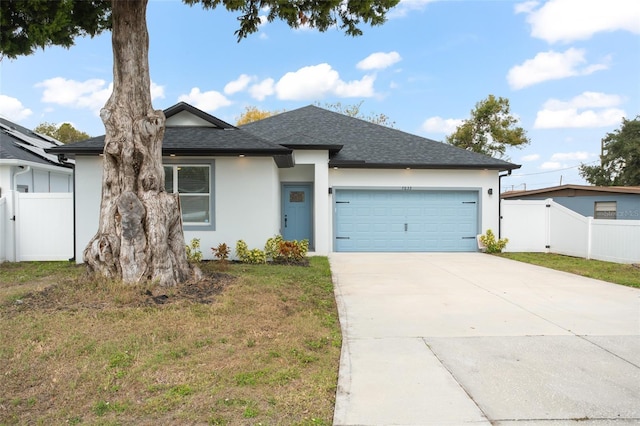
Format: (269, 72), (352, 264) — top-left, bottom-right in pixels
(282, 184), (313, 246)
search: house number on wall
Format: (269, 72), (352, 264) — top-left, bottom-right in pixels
(402, 186), (412, 191)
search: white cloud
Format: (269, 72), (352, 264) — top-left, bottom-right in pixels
(357, 51), (402, 70)
(178, 88), (232, 112)
(224, 74), (254, 95)
(35, 77), (165, 113)
(519, 0), (640, 43)
(0, 95), (33, 121)
(249, 78), (275, 101)
(540, 161), (567, 170)
(389, 0), (436, 18)
(550, 151), (592, 161)
(507, 48), (609, 90)
(421, 116), (464, 134)
(334, 75), (376, 98)
(521, 154), (540, 162)
(36, 77), (108, 111)
(535, 108), (625, 129)
(275, 63), (376, 100)
(150, 82), (166, 100)
(534, 91), (626, 128)
(543, 92), (623, 110)
(514, 1), (539, 14)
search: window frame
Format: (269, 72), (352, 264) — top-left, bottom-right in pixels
(163, 159), (215, 231)
(594, 201), (617, 220)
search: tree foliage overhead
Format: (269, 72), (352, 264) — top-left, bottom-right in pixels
(0, 0), (111, 59)
(185, 0), (399, 41)
(446, 94), (530, 159)
(579, 116), (640, 186)
(318, 101), (396, 127)
(34, 122), (90, 144)
(1, 0), (399, 59)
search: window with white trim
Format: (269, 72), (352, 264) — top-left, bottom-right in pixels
(594, 201), (616, 219)
(164, 164), (212, 226)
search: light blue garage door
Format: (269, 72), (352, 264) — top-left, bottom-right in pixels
(335, 190), (479, 252)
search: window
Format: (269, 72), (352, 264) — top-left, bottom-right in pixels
(594, 201), (616, 219)
(164, 164), (212, 228)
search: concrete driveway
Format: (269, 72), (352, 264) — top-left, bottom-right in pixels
(329, 253), (640, 426)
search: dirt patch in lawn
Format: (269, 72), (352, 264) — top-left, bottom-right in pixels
(2, 270), (235, 314)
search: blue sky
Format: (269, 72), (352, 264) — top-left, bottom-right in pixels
(1, 0), (639, 191)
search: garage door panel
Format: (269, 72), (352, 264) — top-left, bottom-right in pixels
(335, 190), (478, 252)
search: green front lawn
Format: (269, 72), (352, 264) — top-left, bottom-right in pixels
(498, 252), (640, 288)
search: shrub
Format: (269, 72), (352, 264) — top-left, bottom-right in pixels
(235, 240), (249, 260)
(264, 235), (309, 263)
(264, 235), (284, 261)
(235, 240), (266, 264)
(185, 238), (202, 263)
(479, 229), (508, 254)
(212, 243), (230, 263)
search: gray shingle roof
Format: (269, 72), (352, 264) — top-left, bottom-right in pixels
(0, 117), (73, 168)
(48, 103), (291, 157)
(49, 127), (292, 156)
(241, 105), (520, 170)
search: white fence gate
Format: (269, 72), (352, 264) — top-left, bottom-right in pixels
(0, 192), (74, 262)
(502, 199), (640, 264)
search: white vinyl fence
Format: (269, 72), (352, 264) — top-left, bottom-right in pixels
(502, 199), (640, 264)
(0, 192), (74, 262)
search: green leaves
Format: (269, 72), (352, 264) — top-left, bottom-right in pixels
(34, 121), (90, 144)
(446, 94), (530, 159)
(2, 0), (399, 59)
(579, 116), (640, 186)
(184, 0), (400, 41)
(0, 0), (111, 59)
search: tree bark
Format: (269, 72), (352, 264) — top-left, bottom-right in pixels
(84, 0), (192, 286)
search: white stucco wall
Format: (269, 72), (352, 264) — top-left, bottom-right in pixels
(74, 155), (281, 262)
(184, 156), (280, 258)
(328, 168), (501, 252)
(75, 156), (104, 261)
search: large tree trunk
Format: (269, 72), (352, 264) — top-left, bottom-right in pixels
(84, 0), (192, 286)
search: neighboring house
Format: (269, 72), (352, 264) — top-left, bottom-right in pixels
(49, 102), (519, 261)
(1, 117), (74, 262)
(501, 184), (640, 220)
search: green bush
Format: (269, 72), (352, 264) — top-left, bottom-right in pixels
(185, 238), (202, 263)
(479, 229), (508, 254)
(264, 235), (309, 263)
(235, 240), (266, 264)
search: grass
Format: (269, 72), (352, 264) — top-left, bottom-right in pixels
(0, 258), (341, 425)
(498, 252), (640, 288)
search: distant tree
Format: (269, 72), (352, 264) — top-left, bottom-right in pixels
(446, 95), (530, 159)
(579, 116), (640, 186)
(235, 106), (282, 126)
(1, 0), (399, 286)
(318, 101), (396, 127)
(34, 122), (90, 144)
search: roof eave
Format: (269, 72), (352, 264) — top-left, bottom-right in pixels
(329, 161), (521, 171)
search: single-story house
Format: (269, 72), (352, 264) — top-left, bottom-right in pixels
(501, 184), (640, 220)
(1, 118), (74, 262)
(49, 102), (519, 261)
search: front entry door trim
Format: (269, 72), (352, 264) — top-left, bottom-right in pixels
(282, 183), (313, 249)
